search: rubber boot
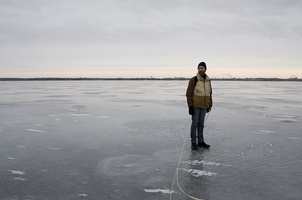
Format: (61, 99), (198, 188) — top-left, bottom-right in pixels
(198, 142), (210, 148)
(191, 143), (198, 150)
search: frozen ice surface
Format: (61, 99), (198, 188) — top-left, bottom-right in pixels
(0, 80), (301, 200)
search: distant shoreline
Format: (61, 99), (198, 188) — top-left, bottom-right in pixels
(0, 77), (301, 81)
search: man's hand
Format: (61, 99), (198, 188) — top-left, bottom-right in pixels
(206, 108), (211, 113)
(189, 106), (195, 115)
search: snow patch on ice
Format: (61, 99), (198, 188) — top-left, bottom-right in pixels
(181, 168), (217, 177)
(265, 114), (299, 119)
(69, 113), (89, 117)
(9, 170), (25, 175)
(7, 157), (15, 160)
(26, 129), (46, 133)
(17, 145), (26, 148)
(13, 177), (27, 181)
(288, 137), (301, 140)
(78, 194), (89, 197)
(144, 189), (174, 194)
(258, 130), (276, 134)
(184, 160), (214, 166)
(183, 160), (231, 167)
(10, 170), (27, 181)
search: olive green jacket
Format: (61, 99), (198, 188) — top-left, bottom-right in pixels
(186, 73), (213, 108)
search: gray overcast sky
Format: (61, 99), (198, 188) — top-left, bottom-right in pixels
(1, 0), (301, 78)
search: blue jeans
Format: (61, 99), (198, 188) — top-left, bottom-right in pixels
(190, 108), (207, 143)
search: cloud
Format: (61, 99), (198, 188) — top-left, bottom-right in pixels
(0, 0), (301, 78)
(1, 0), (301, 45)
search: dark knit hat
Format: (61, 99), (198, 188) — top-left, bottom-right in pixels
(198, 62), (207, 70)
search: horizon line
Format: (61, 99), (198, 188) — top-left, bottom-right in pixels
(0, 77), (301, 81)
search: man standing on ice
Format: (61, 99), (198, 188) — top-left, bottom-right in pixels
(186, 62), (213, 150)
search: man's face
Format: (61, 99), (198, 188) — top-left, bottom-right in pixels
(198, 66), (206, 75)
